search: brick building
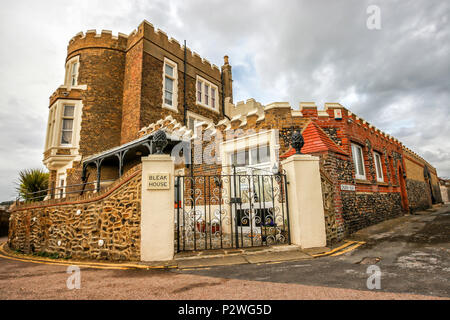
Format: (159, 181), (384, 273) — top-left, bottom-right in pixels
(43, 20), (232, 196)
(40, 20), (442, 246)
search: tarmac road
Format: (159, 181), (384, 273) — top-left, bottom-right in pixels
(178, 204), (450, 298)
(0, 205), (448, 300)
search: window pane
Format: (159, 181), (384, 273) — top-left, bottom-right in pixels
(165, 91), (173, 106)
(165, 64), (173, 77)
(258, 145), (270, 163)
(356, 147), (364, 176)
(211, 88), (216, 108)
(64, 105), (74, 117)
(197, 81), (202, 102)
(72, 62), (77, 73)
(61, 130), (72, 144)
(375, 153), (383, 179)
(232, 150), (249, 166)
(251, 148), (258, 164)
(165, 77), (173, 92)
(188, 118), (195, 131)
(204, 84), (209, 105)
(62, 119), (73, 130)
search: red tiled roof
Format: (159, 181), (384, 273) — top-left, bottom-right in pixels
(280, 121), (347, 158)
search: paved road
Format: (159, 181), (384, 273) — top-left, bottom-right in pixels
(178, 204), (450, 298)
(0, 205), (448, 299)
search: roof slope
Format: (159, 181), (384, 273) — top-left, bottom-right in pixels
(280, 121), (347, 158)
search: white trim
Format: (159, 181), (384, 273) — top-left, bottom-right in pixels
(162, 57), (178, 112)
(196, 75), (219, 113)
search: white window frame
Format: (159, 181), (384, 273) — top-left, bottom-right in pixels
(44, 100), (83, 151)
(351, 143), (366, 180)
(196, 75), (219, 113)
(65, 56), (80, 89)
(60, 105), (75, 146)
(373, 151), (384, 182)
(162, 57), (178, 112)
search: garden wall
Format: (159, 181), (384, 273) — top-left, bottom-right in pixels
(8, 165), (142, 261)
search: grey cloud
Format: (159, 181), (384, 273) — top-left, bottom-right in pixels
(0, 0), (449, 200)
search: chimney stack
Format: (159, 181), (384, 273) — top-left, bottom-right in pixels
(221, 55), (233, 104)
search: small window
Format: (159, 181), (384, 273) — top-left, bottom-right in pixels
(61, 105), (74, 145)
(65, 57), (79, 87)
(351, 143), (366, 180)
(374, 152), (384, 182)
(197, 80), (202, 103)
(71, 62), (78, 86)
(196, 76), (219, 111)
(163, 58), (177, 110)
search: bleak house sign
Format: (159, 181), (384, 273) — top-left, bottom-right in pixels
(147, 173), (170, 190)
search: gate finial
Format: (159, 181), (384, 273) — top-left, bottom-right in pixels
(153, 130), (168, 154)
(291, 130), (304, 154)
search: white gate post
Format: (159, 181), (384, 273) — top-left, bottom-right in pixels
(140, 154), (175, 261)
(282, 154), (326, 248)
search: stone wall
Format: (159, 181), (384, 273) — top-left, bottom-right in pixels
(341, 192), (402, 234)
(8, 165), (142, 261)
(405, 179), (430, 212)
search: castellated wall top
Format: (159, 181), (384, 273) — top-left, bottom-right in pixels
(67, 20), (221, 78)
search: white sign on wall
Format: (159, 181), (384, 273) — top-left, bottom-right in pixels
(147, 173), (170, 190)
(341, 184), (356, 191)
(334, 109), (343, 120)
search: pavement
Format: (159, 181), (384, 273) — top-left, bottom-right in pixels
(0, 236), (365, 270)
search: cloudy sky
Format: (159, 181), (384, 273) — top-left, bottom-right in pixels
(0, 0), (449, 200)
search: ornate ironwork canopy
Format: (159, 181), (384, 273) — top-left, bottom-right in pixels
(81, 130), (181, 190)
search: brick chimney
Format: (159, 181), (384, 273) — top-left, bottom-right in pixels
(221, 55), (233, 104)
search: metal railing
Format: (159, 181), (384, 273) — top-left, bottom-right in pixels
(175, 169), (290, 252)
(16, 179), (116, 203)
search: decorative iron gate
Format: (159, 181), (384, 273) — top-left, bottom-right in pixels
(175, 167), (290, 252)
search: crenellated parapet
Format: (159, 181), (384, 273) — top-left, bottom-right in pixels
(67, 29), (128, 58)
(134, 20), (221, 77)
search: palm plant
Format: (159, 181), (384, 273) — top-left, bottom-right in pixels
(16, 168), (49, 202)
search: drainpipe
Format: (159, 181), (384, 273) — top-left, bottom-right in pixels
(183, 40), (188, 126)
